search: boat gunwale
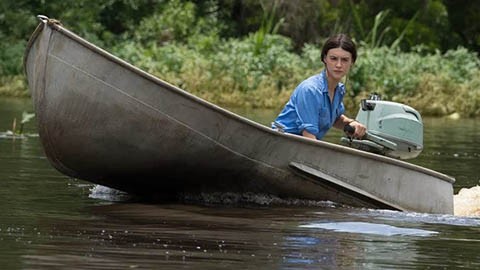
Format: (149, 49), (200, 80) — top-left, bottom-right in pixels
(24, 18), (455, 185)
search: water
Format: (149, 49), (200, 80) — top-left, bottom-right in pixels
(1, 98), (480, 269)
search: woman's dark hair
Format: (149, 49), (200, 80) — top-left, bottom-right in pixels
(321, 34), (357, 64)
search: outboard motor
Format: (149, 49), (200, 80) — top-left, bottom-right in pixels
(341, 94), (423, 159)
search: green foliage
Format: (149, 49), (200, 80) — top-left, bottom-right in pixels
(0, 41), (26, 76)
(0, 76), (28, 97)
(128, 0), (221, 50)
(0, 0), (479, 117)
(350, 46), (480, 117)
(114, 0), (300, 100)
(353, 8), (419, 51)
(317, 0), (453, 53)
(252, 1), (284, 55)
(133, 0), (197, 45)
(114, 13), (480, 117)
(212, 34), (297, 92)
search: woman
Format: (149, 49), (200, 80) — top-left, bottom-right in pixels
(272, 34), (366, 140)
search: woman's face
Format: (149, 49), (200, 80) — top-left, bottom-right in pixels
(323, 47), (353, 81)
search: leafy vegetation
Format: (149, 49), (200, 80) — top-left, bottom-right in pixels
(351, 47), (480, 117)
(1, 0), (480, 117)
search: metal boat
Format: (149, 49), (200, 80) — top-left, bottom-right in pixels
(24, 16), (455, 214)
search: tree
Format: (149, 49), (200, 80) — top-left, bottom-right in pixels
(443, 0), (480, 54)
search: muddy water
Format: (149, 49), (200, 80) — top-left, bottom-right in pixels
(1, 98), (480, 269)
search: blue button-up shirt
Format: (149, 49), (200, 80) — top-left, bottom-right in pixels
(272, 70), (346, 139)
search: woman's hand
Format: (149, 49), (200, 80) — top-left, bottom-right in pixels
(335, 115), (367, 139)
(349, 120), (367, 139)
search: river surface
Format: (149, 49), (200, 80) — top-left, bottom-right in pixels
(1, 98), (480, 269)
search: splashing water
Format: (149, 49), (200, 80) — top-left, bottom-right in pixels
(89, 185), (131, 202)
(181, 192), (339, 208)
(89, 184), (480, 218)
(454, 185), (480, 217)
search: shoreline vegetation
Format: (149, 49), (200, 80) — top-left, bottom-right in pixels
(2, 1), (479, 118)
(7, 42), (479, 118)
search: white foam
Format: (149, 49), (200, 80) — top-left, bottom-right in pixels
(454, 185), (480, 217)
(351, 208), (480, 227)
(88, 185), (130, 202)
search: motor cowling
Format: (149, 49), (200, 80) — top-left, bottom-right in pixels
(341, 95), (423, 160)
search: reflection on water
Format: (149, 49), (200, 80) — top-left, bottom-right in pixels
(412, 117), (480, 191)
(1, 98), (480, 269)
(300, 222), (438, 236)
(15, 198), (480, 269)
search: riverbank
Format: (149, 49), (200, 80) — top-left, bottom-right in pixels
(4, 43), (479, 118)
(0, 76), (29, 98)
(106, 40), (480, 117)
(5, 74), (478, 118)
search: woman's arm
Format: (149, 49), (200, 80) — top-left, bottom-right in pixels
(302, 129), (317, 140)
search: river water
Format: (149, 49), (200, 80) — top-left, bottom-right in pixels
(1, 98), (480, 269)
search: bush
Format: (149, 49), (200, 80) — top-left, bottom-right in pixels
(112, 32), (480, 117)
(0, 41), (26, 76)
(349, 46), (480, 117)
(0, 76), (28, 97)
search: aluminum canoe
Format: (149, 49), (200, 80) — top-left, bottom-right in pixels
(24, 17), (455, 214)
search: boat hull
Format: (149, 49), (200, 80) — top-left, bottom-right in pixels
(24, 19), (455, 214)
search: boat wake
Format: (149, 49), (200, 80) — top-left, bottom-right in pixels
(89, 185), (131, 202)
(349, 208), (480, 227)
(88, 184), (480, 220)
(88, 186), (339, 207)
(181, 192), (339, 208)
(454, 185), (480, 217)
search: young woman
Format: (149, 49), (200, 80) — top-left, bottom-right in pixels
(272, 34), (366, 140)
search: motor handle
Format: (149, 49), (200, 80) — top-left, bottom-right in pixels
(343, 124), (397, 150)
(344, 124), (355, 135)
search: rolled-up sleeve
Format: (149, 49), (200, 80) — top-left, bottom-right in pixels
(294, 86), (321, 136)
